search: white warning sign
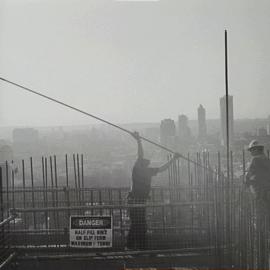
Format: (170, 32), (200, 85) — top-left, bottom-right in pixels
(70, 216), (112, 248)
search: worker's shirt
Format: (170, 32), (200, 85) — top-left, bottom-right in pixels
(131, 164), (159, 201)
(246, 154), (270, 194)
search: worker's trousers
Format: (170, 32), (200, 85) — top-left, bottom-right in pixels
(127, 198), (147, 250)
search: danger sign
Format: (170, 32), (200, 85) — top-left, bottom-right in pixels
(70, 216), (112, 248)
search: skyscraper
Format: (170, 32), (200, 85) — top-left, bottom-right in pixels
(220, 95), (234, 146)
(267, 115), (270, 135)
(197, 104), (207, 140)
(178, 114), (191, 140)
(160, 119), (176, 149)
(178, 114), (192, 153)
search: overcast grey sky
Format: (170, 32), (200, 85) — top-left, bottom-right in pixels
(0, 0), (270, 127)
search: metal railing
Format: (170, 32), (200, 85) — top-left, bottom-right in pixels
(0, 167), (16, 270)
(10, 186), (216, 248)
(0, 152), (269, 269)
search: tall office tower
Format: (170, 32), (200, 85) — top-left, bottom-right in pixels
(198, 104), (207, 140)
(267, 115), (270, 135)
(178, 114), (191, 140)
(177, 114), (192, 153)
(160, 119), (176, 148)
(220, 95), (234, 146)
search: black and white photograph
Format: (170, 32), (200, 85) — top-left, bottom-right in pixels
(1, 0), (270, 269)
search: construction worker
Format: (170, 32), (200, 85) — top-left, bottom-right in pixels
(245, 140), (270, 268)
(246, 140), (270, 203)
(126, 131), (180, 250)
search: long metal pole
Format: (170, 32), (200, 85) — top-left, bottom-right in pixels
(0, 167), (3, 222)
(0, 77), (175, 154)
(225, 30), (230, 181)
(225, 29), (233, 266)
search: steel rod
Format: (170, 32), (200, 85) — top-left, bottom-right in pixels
(13, 200), (214, 213)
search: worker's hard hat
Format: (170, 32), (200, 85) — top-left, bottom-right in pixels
(248, 140), (264, 151)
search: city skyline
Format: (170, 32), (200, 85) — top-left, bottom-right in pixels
(1, 2), (270, 269)
(1, 0), (270, 126)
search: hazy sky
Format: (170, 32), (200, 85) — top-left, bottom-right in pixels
(0, 0), (270, 127)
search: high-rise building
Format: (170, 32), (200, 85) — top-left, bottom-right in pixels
(177, 114), (192, 153)
(197, 104), (207, 140)
(160, 119), (176, 149)
(267, 115), (270, 135)
(178, 114), (191, 140)
(220, 95), (234, 146)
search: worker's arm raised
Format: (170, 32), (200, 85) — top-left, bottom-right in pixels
(131, 131), (144, 160)
(157, 153), (180, 173)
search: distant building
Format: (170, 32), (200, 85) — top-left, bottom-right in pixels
(160, 119), (176, 149)
(0, 141), (14, 187)
(220, 95), (234, 146)
(178, 114), (192, 152)
(0, 144), (13, 163)
(178, 114), (191, 140)
(267, 115), (270, 135)
(197, 104), (207, 140)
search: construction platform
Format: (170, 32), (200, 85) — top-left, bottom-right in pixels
(13, 247), (226, 270)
